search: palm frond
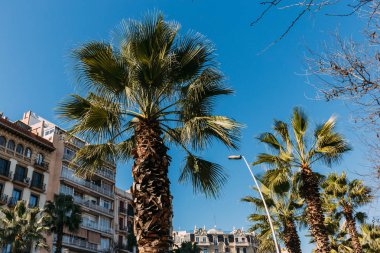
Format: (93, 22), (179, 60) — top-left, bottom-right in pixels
(179, 154), (228, 198)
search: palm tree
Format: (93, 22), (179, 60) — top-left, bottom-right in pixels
(253, 107), (351, 253)
(0, 201), (49, 253)
(360, 224), (380, 252)
(57, 13), (241, 253)
(44, 194), (82, 253)
(321, 172), (373, 253)
(173, 241), (200, 253)
(242, 182), (304, 253)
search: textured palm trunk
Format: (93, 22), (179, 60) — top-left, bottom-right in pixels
(343, 204), (362, 253)
(131, 120), (173, 253)
(55, 229), (64, 253)
(300, 166), (331, 253)
(283, 219), (302, 253)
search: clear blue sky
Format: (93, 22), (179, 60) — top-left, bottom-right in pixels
(0, 1), (378, 251)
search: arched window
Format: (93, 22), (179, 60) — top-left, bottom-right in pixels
(0, 136), (6, 147)
(25, 148), (32, 158)
(36, 153), (44, 164)
(7, 140), (15, 150)
(16, 144), (24, 155)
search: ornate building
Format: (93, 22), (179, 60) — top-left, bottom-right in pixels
(0, 114), (54, 209)
(21, 111), (134, 253)
(173, 226), (258, 253)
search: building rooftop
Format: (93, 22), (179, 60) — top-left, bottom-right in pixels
(0, 116), (55, 151)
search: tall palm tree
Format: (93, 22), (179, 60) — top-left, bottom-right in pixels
(57, 13), (241, 253)
(242, 183), (304, 253)
(253, 107), (351, 253)
(0, 201), (49, 253)
(321, 172), (373, 253)
(44, 194), (82, 253)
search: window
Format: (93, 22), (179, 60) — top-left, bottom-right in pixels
(36, 153), (44, 164)
(24, 148), (32, 158)
(203, 249), (208, 253)
(31, 171), (43, 189)
(7, 140), (15, 150)
(43, 128), (55, 137)
(11, 189), (22, 205)
(29, 194), (39, 208)
(235, 238), (238, 242)
(63, 148), (75, 160)
(101, 199), (111, 209)
(0, 136), (6, 147)
(0, 158), (10, 176)
(236, 248), (240, 253)
(14, 165), (27, 182)
(243, 248), (247, 253)
(214, 237), (218, 245)
(100, 238), (110, 250)
(15, 144), (23, 155)
(119, 217), (124, 229)
(100, 216), (111, 229)
(203, 237), (206, 243)
(196, 237), (199, 243)
(215, 250), (218, 253)
(60, 184), (74, 196)
(0, 183), (3, 194)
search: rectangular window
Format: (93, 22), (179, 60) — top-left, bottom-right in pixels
(0, 184), (3, 194)
(215, 250), (218, 253)
(101, 199), (111, 209)
(29, 194), (39, 208)
(0, 158), (10, 176)
(100, 238), (110, 250)
(203, 249), (208, 253)
(14, 165), (27, 182)
(100, 217), (111, 229)
(60, 184), (74, 196)
(63, 148), (76, 160)
(237, 248), (240, 253)
(243, 248), (247, 253)
(11, 189), (22, 205)
(196, 237), (199, 243)
(31, 171), (43, 189)
(202, 237), (206, 243)
(235, 238), (238, 242)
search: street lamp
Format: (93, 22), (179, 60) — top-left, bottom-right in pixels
(228, 155), (280, 253)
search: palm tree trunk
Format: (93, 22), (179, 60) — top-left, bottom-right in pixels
(283, 219), (302, 253)
(301, 166), (331, 253)
(343, 204), (362, 253)
(55, 228), (64, 253)
(131, 120), (173, 253)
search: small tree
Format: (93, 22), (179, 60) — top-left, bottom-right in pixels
(173, 242), (200, 253)
(321, 172), (373, 253)
(44, 194), (82, 253)
(0, 201), (49, 253)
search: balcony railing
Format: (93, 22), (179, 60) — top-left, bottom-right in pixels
(61, 168), (114, 197)
(0, 167), (11, 179)
(0, 194), (8, 204)
(34, 159), (49, 170)
(60, 235), (98, 252)
(13, 174), (30, 185)
(72, 196), (113, 216)
(96, 168), (115, 181)
(8, 197), (22, 207)
(81, 219), (113, 234)
(30, 180), (46, 192)
(119, 206), (128, 214)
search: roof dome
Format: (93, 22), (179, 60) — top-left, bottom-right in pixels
(207, 228), (223, 234)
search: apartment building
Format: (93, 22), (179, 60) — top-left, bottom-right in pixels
(0, 114), (54, 210)
(22, 111), (118, 253)
(173, 226), (258, 253)
(114, 188), (135, 253)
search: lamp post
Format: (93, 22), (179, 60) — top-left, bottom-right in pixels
(228, 155), (280, 253)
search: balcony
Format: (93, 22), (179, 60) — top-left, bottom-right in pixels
(8, 197), (22, 207)
(12, 174), (30, 186)
(81, 219), (113, 234)
(0, 194), (8, 205)
(72, 196), (113, 216)
(34, 159), (49, 171)
(96, 168), (115, 181)
(0, 168), (12, 180)
(30, 180), (46, 192)
(119, 206), (128, 214)
(61, 168), (114, 198)
(59, 235), (98, 252)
